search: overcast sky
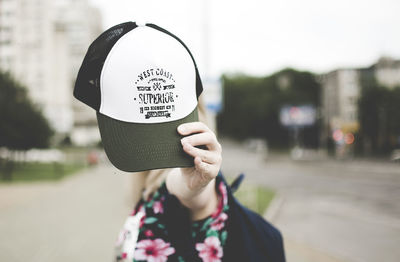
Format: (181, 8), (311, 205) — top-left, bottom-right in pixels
(89, 0), (400, 77)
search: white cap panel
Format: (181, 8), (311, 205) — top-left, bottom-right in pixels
(99, 26), (197, 123)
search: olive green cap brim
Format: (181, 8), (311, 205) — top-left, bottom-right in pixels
(96, 108), (198, 172)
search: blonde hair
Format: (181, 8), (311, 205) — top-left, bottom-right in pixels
(129, 97), (210, 206)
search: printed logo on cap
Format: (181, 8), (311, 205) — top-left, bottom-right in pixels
(99, 26), (197, 124)
(134, 67), (176, 119)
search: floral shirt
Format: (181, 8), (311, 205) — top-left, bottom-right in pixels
(115, 178), (229, 262)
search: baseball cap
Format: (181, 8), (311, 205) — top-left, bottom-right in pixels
(73, 22), (203, 172)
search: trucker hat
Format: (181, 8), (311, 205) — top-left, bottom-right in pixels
(73, 22), (203, 172)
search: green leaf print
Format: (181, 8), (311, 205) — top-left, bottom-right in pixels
(200, 217), (214, 231)
(221, 230), (228, 245)
(153, 191), (160, 199)
(145, 200), (154, 208)
(144, 217), (158, 224)
(206, 228), (219, 238)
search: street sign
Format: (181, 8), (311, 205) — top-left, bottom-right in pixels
(280, 105), (316, 127)
(202, 77), (223, 114)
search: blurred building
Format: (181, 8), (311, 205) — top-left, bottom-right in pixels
(0, 0), (102, 145)
(321, 69), (360, 134)
(372, 56), (400, 89)
(54, 0), (103, 146)
(0, 0), (72, 135)
(320, 57), (400, 153)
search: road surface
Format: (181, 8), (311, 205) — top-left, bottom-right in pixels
(221, 138), (400, 262)
(1, 140), (399, 262)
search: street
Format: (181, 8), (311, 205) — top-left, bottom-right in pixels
(0, 139), (399, 262)
(221, 139), (400, 262)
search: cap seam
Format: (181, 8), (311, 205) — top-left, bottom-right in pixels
(99, 27), (138, 113)
(146, 23), (203, 98)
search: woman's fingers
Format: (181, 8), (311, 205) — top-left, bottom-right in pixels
(177, 122), (210, 136)
(178, 122), (222, 188)
(182, 142), (222, 164)
(194, 156), (216, 180)
(181, 132), (221, 152)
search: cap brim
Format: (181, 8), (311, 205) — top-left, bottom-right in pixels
(96, 108), (198, 172)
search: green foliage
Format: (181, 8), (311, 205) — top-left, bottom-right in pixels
(0, 71), (53, 150)
(227, 177), (275, 215)
(0, 161), (84, 182)
(217, 68), (321, 148)
(358, 73), (400, 153)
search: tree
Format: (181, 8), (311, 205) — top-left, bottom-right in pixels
(358, 73), (400, 154)
(0, 71), (53, 179)
(217, 68), (321, 148)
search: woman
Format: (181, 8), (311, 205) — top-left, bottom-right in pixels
(72, 20), (284, 261)
(115, 101), (286, 262)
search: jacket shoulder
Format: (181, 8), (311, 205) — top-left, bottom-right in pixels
(231, 198), (285, 261)
(220, 174), (285, 262)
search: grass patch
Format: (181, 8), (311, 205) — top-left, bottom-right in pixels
(0, 161), (85, 182)
(227, 177), (275, 215)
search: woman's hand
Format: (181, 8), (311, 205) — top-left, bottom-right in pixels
(178, 122), (222, 192)
(165, 122), (222, 220)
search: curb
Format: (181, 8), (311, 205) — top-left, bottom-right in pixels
(263, 193), (285, 223)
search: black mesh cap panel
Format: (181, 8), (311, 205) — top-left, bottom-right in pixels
(146, 23), (203, 99)
(73, 22), (138, 111)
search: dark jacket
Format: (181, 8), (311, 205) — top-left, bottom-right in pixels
(164, 173), (286, 262)
(223, 174), (286, 262)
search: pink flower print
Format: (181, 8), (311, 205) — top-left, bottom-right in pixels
(144, 229), (154, 237)
(212, 183), (228, 218)
(212, 198), (223, 218)
(139, 215), (146, 228)
(131, 204), (144, 216)
(210, 212), (228, 231)
(153, 200), (164, 214)
(196, 236), (223, 262)
(219, 182), (228, 206)
(134, 238), (175, 262)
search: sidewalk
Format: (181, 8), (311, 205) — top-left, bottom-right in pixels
(0, 164), (132, 262)
(283, 238), (346, 262)
(265, 195), (348, 262)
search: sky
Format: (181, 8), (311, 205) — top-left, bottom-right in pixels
(89, 0), (400, 78)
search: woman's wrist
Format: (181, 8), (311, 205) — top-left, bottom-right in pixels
(166, 169), (219, 220)
(165, 121), (222, 220)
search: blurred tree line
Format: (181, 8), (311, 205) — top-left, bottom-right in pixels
(217, 68), (321, 149)
(0, 71), (53, 179)
(358, 73), (400, 155)
(0, 71), (53, 150)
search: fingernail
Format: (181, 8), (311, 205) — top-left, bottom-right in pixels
(177, 125), (185, 133)
(181, 138), (187, 144)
